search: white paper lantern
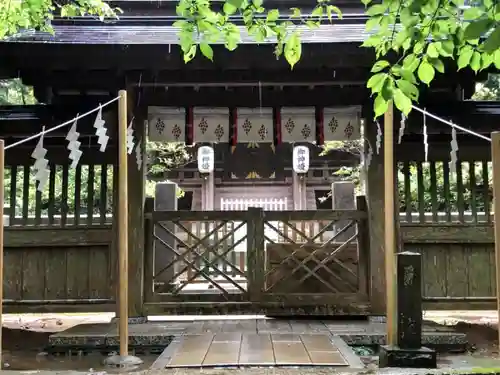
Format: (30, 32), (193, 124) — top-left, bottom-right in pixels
(197, 146), (215, 174)
(292, 145), (310, 174)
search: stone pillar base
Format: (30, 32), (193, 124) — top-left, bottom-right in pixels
(379, 345), (437, 368)
(111, 316), (148, 324)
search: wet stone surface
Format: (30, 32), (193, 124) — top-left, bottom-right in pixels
(48, 319), (467, 352)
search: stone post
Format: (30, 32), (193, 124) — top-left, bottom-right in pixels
(379, 251), (437, 368)
(154, 181), (178, 291)
(331, 181), (355, 241)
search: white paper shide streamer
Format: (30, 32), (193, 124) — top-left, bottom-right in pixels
(398, 113), (406, 144)
(66, 119), (82, 169)
(449, 127), (458, 174)
(135, 139), (143, 170)
(365, 140), (373, 169)
(375, 121), (382, 154)
(127, 120), (136, 155)
(31, 129), (50, 192)
(423, 110), (428, 162)
(93, 106), (109, 152)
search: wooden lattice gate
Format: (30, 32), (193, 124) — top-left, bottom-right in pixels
(143, 196), (371, 315)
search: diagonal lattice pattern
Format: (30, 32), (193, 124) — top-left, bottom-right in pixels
(263, 219), (360, 294)
(152, 219), (249, 299)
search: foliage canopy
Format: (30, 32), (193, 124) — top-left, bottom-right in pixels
(173, 0), (500, 117)
(2, 0), (499, 117)
(0, 0), (119, 39)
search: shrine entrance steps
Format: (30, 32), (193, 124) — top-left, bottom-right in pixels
(152, 333), (362, 368)
(47, 318), (467, 368)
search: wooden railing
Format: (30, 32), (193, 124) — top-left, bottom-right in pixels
(398, 160), (492, 224)
(4, 164), (114, 227)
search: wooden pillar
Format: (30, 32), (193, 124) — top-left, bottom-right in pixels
(0, 140), (4, 365)
(332, 181), (356, 241)
(127, 89), (146, 318)
(490, 131), (500, 352)
(154, 182), (178, 289)
(364, 105), (386, 315)
(383, 102), (397, 345)
(201, 172), (215, 210)
(117, 89), (129, 355)
(292, 172), (306, 210)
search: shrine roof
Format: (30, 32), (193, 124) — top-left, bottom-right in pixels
(4, 13), (369, 44)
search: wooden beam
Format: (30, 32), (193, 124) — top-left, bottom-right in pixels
(27, 68), (373, 89)
(490, 131), (500, 354)
(2, 43), (375, 71)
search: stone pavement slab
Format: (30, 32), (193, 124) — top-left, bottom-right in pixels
(158, 333), (355, 368)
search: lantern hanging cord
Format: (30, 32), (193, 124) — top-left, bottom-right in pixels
(5, 95), (122, 150)
(411, 104), (491, 142)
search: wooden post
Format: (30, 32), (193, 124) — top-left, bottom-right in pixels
(491, 131), (500, 353)
(384, 102), (397, 346)
(0, 139), (4, 365)
(118, 90), (129, 356)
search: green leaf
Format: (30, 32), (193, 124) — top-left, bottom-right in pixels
(326, 5), (342, 21)
(464, 19), (493, 40)
(428, 57), (445, 73)
(483, 26), (500, 53)
(366, 4), (387, 16)
(394, 29), (409, 48)
(481, 53), (493, 69)
(457, 46), (473, 70)
(426, 43), (439, 58)
(227, 0), (244, 8)
(400, 69), (417, 84)
(361, 35), (382, 48)
(367, 73), (388, 94)
(494, 49), (500, 69)
(374, 95), (389, 118)
(311, 6), (323, 17)
(380, 78), (395, 101)
(393, 89), (412, 115)
(290, 7), (301, 17)
(252, 0), (263, 7)
(371, 60), (390, 73)
(184, 44), (197, 63)
(223, 2), (237, 15)
(267, 9), (279, 21)
(463, 7), (482, 20)
(366, 16), (381, 31)
(417, 61), (435, 85)
(284, 32), (302, 69)
(438, 40), (454, 57)
(396, 79), (419, 100)
(173, 20), (188, 28)
(402, 54), (419, 72)
(200, 43), (213, 61)
(470, 51), (481, 72)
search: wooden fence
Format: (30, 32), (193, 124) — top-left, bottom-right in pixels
(2, 144), (497, 313)
(3, 163), (116, 313)
(398, 158), (495, 310)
